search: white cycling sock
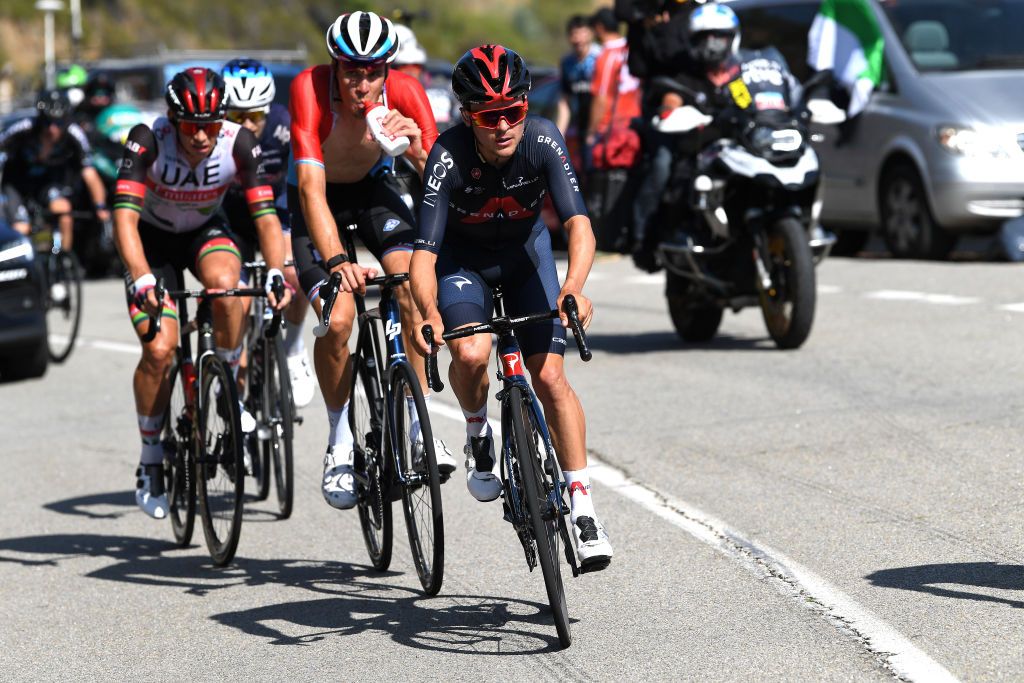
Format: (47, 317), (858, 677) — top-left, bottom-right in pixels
(407, 393), (431, 444)
(564, 469), (596, 523)
(463, 403), (490, 439)
(327, 401), (353, 464)
(284, 318), (306, 357)
(138, 413), (163, 465)
(216, 345), (243, 382)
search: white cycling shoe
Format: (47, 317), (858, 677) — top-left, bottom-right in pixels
(239, 401), (256, 433)
(413, 438), (457, 475)
(465, 435), (501, 502)
(135, 464), (169, 520)
(572, 516), (613, 571)
(287, 352), (316, 408)
(322, 446), (357, 510)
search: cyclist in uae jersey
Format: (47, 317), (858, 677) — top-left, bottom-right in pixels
(220, 57), (316, 409)
(410, 45), (612, 570)
(112, 67), (290, 519)
(289, 10), (455, 513)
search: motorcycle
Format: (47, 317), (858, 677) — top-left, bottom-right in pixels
(650, 61), (845, 350)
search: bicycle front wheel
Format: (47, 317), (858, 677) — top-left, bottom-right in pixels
(510, 386), (571, 648)
(196, 356), (245, 566)
(264, 334), (294, 519)
(46, 250), (83, 363)
(391, 362), (444, 596)
(163, 352), (195, 546)
(351, 346), (392, 570)
(246, 336), (271, 502)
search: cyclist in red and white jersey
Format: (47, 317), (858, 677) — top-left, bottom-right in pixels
(288, 10), (456, 511)
(112, 68), (291, 518)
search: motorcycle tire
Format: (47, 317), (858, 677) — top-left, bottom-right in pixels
(759, 217), (816, 350)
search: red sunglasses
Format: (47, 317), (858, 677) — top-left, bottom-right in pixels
(467, 101), (529, 129)
(175, 119), (223, 137)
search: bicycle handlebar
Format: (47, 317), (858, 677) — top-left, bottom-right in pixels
(561, 295), (592, 362)
(139, 278), (165, 343)
(266, 275), (285, 339)
(313, 271), (410, 338)
(422, 325), (444, 392)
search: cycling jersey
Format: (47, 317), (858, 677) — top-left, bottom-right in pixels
(0, 117), (94, 201)
(113, 117), (275, 233)
(223, 102), (291, 239)
(415, 117), (586, 254)
(416, 117), (587, 358)
(288, 65), (438, 180)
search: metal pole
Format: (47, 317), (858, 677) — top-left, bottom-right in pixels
(44, 10), (56, 88)
(70, 0), (82, 61)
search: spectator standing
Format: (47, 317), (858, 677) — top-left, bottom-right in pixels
(556, 15), (601, 165)
(586, 8), (642, 154)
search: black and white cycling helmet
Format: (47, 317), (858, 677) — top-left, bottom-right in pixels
(688, 3), (741, 67)
(222, 58), (276, 110)
(325, 11), (399, 65)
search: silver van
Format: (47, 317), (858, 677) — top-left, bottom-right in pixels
(729, 0), (1024, 259)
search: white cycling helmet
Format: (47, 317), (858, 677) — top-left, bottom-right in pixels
(393, 24), (427, 66)
(688, 3), (741, 66)
(221, 58), (276, 110)
(326, 11), (399, 65)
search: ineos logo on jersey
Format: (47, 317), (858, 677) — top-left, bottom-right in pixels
(385, 318), (402, 341)
(423, 150), (455, 208)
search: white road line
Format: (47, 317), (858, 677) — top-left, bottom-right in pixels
(818, 284), (843, 295)
(999, 303), (1024, 314)
(428, 401), (958, 683)
(865, 290), (981, 306)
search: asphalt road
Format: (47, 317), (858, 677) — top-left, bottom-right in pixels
(2, 249), (1023, 681)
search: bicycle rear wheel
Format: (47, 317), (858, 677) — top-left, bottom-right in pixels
(196, 356), (245, 566)
(46, 250), (83, 363)
(264, 335), (294, 519)
(510, 386), (571, 648)
(391, 362), (444, 596)
(163, 352), (195, 546)
(246, 337), (271, 502)
(351, 347), (392, 571)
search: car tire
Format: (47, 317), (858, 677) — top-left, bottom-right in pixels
(880, 163), (956, 260)
(830, 228), (871, 257)
(0, 341), (49, 381)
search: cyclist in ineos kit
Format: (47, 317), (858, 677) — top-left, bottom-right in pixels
(289, 11), (457, 511)
(409, 45), (613, 568)
(113, 68), (290, 518)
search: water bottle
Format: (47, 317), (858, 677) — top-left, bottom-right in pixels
(363, 101), (410, 157)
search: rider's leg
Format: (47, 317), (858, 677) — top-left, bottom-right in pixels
(282, 233), (316, 407)
(49, 195), (74, 251)
(194, 239), (245, 375)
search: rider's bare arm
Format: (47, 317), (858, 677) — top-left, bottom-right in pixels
(81, 166), (108, 212)
(384, 70), (439, 177)
(409, 249), (441, 355)
(112, 124), (158, 283)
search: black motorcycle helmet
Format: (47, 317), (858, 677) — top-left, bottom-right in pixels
(165, 67), (227, 122)
(452, 45), (531, 106)
(36, 88), (72, 127)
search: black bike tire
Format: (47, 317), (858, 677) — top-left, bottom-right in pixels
(46, 250), (83, 363)
(266, 335), (295, 519)
(164, 352), (196, 547)
(196, 356), (245, 566)
(248, 337), (271, 502)
(351, 347), (393, 570)
(510, 386), (571, 648)
(391, 362), (445, 596)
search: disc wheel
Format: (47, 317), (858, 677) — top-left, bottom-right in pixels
(264, 335), (294, 519)
(351, 346), (392, 571)
(196, 356), (245, 566)
(45, 250), (83, 363)
(164, 353), (196, 546)
(510, 386), (571, 648)
(392, 362), (445, 596)
(759, 218), (816, 350)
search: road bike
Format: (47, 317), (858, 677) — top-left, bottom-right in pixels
(148, 277), (282, 566)
(316, 225), (446, 595)
(423, 288), (594, 648)
(242, 260), (298, 519)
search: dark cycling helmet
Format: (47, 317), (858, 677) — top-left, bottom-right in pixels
(326, 11), (399, 65)
(36, 88), (72, 124)
(165, 67), (227, 122)
(84, 72), (116, 101)
(452, 45), (531, 106)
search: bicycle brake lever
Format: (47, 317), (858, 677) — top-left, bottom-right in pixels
(140, 278), (165, 343)
(313, 271), (343, 338)
(422, 325), (445, 392)
(267, 275), (285, 338)
(562, 295), (592, 362)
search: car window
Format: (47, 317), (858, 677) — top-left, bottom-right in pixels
(880, 0), (1024, 72)
(734, 2), (821, 81)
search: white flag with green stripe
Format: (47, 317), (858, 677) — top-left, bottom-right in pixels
(807, 0), (885, 116)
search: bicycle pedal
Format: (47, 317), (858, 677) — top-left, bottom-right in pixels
(293, 415), (304, 425)
(579, 557), (611, 575)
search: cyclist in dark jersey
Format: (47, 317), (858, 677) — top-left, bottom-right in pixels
(410, 45), (613, 570)
(220, 58), (316, 409)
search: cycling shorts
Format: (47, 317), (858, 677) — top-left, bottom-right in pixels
(289, 173), (416, 300)
(0, 186), (31, 226)
(436, 226), (566, 359)
(123, 217), (247, 328)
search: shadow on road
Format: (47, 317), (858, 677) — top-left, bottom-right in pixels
(585, 331), (774, 355)
(43, 489), (284, 523)
(866, 562), (1024, 609)
(0, 531), (567, 653)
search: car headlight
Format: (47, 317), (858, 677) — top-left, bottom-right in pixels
(936, 126), (1019, 159)
(0, 239), (34, 264)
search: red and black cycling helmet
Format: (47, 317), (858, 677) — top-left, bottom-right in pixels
(165, 67), (227, 122)
(452, 45), (531, 106)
